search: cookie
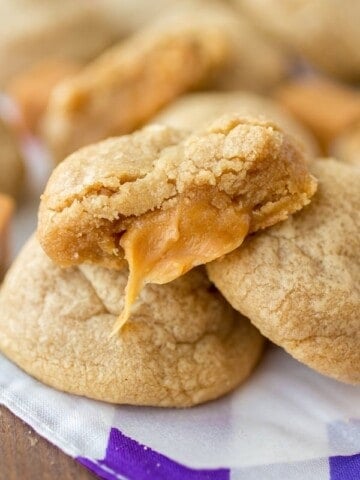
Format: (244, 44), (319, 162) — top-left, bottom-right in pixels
(153, 2), (289, 92)
(275, 78), (360, 152)
(0, 236), (264, 407)
(154, 91), (319, 157)
(6, 59), (80, 133)
(95, 0), (211, 39)
(0, 118), (24, 198)
(0, 0), (114, 87)
(332, 123), (360, 167)
(208, 159), (360, 384)
(0, 194), (14, 278)
(236, 0), (360, 81)
(38, 114), (317, 330)
(42, 2), (288, 162)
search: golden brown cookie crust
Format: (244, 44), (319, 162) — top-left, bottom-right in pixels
(0, 236), (264, 407)
(208, 159), (360, 384)
(153, 91), (319, 157)
(38, 115), (317, 271)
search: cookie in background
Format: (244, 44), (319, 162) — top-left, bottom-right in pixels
(0, 236), (264, 407)
(332, 122), (360, 167)
(275, 77), (360, 153)
(0, 0), (116, 88)
(93, 0), (213, 39)
(234, 0), (360, 82)
(41, 1), (290, 163)
(154, 91), (319, 158)
(0, 194), (14, 279)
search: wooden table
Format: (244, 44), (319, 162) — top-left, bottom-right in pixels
(0, 405), (96, 480)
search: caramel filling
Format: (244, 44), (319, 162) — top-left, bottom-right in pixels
(113, 188), (250, 332)
(0, 194), (14, 278)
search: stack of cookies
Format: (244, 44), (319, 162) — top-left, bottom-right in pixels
(0, 0), (359, 408)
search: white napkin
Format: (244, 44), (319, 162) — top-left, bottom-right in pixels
(1, 344), (359, 480)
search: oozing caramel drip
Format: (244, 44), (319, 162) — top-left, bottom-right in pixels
(112, 188), (250, 333)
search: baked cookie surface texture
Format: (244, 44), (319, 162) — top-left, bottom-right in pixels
(38, 115), (317, 329)
(0, 236), (264, 407)
(208, 159), (360, 384)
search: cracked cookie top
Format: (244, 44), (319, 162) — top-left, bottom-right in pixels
(38, 114), (317, 330)
(0, 236), (264, 407)
(208, 158), (360, 384)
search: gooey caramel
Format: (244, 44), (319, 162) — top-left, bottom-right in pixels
(114, 188), (250, 332)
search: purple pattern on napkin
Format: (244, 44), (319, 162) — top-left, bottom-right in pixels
(78, 427), (230, 480)
(329, 453), (360, 480)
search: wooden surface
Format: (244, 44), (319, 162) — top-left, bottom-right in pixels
(0, 405), (96, 480)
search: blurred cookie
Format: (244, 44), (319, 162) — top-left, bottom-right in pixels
(208, 159), (360, 384)
(0, 0), (115, 87)
(43, 2), (288, 162)
(0, 194), (14, 278)
(42, 17), (227, 162)
(332, 123), (360, 166)
(6, 59), (80, 133)
(236, 0), (360, 81)
(154, 2), (289, 91)
(154, 91), (319, 157)
(0, 118), (24, 198)
(38, 115), (316, 330)
(276, 78), (360, 152)
(95, 0), (210, 39)
(0, 236), (264, 407)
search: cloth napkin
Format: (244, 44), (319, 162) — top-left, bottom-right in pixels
(1, 345), (359, 480)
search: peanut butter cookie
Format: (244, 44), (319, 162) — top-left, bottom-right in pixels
(154, 91), (319, 157)
(42, 2), (288, 162)
(208, 159), (360, 384)
(0, 0), (114, 87)
(236, 0), (360, 81)
(38, 115), (317, 330)
(0, 236), (264, 407)
(332, 123), (360, 167)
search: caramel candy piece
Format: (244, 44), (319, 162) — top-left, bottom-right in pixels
(7, 59), (80, 133)
(38, 115), (317, 331)
(275, 78), (360, 152)
(0, 194), (14, 278)
(0, 118), (24, 198)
